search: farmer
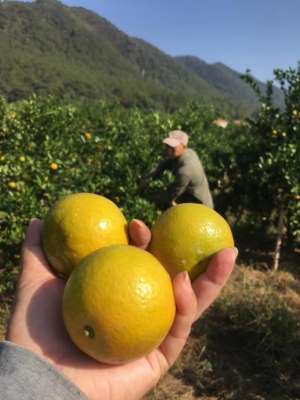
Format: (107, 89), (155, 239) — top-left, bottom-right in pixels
(144, 130), (214, 208)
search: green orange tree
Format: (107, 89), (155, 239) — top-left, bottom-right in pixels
(242, 65), (300, 269)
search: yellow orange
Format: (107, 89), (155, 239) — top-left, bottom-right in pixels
(50, 162), (59, 171)
(84, 132), (92, 140)
(8, 181), (17, 190)
(42, 193), (128, 277)
(63, 245), (175, 364)
(149, 203), (234, 280)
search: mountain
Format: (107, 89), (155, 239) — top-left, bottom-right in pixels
(174, 56), (284, 112)
(0, 0), (283, 113)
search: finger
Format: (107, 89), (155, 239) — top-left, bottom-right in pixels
(21, 218), (44, 263)
(21, 218), (55, 281)
(192, 247), (238, 320)
(23, 218), (43, 247)
(129, 219), (151, 249)
(159, 271), (197, 368)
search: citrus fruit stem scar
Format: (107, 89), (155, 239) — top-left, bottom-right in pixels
(84, 326), (95, 339)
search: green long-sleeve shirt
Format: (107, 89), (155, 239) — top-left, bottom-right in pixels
(150, 148), (214, 208)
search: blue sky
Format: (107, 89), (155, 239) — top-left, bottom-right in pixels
(32, 1), (300, 81)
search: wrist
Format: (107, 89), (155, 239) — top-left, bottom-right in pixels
(0, 341), (87, 399)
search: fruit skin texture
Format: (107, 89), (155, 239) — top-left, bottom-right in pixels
(42, 193), (128, 277)
(149, 203), (234, 281)
(63, 245), (176, 364)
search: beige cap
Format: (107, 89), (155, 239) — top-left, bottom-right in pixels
(163, 130), (189, 148)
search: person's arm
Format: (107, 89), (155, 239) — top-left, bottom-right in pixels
(140, 158), (172, 193)
(0, 341), (87, 400)
(145, 158), (172, 180)
(168, 171), (190, 204)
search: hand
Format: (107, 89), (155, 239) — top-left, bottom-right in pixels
(6, 219), (237, 400)
(171, 200), (177, 207)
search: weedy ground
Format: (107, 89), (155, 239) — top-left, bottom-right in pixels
(146, 248), (300, 400)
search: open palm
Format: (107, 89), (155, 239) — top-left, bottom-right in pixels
(7, 219), (237, 400)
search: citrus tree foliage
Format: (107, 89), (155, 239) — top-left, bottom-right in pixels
(0, 96), (235, 294)
(0, 93), (299, 296)
(243, 66), (300, 241)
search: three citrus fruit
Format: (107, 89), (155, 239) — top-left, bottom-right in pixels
(63, 245), (176, 364)
(149, 203), (234, 280)
(42, 193), (128, 277)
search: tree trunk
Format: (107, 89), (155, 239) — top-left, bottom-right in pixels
(273, 202), (286, 271)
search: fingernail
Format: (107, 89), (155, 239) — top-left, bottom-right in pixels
(183, 271), (191, 286)
(233, 247), (239, 256)
(131, 219), (143, 229)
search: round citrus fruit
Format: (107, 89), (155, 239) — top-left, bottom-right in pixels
(63, 245), (176, 364)
(42, 193), (128, 277)
(149, 203), (234, 280)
